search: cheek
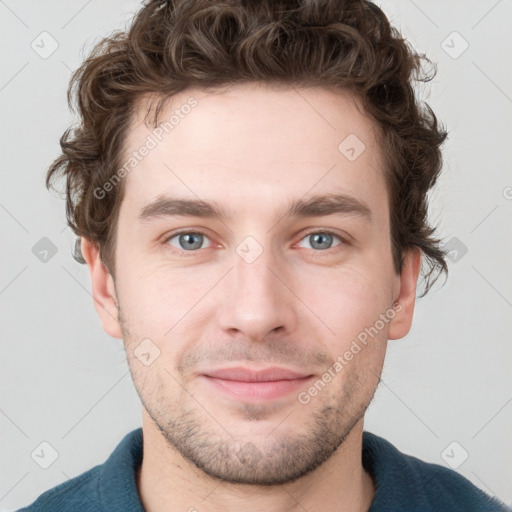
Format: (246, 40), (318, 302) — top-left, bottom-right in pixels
(117, 261), (216, 341)
(293, 264), (394, 349)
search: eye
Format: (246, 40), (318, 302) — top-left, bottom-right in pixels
(163, 229), (347, 257)
(296, 230), (344, 251)
(165, 231), (212, 253)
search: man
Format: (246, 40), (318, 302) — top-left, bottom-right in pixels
(18, 0), (510, 510)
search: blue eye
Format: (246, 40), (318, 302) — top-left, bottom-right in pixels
(164, 229), (345, 257)
(166, 232), (211, 252)
(297, 231), (343, 251)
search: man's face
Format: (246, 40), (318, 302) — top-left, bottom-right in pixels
(98, 84), (412, 485)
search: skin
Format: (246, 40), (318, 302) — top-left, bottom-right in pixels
(82, 82), (421, 512)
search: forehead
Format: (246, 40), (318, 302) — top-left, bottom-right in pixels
(119, 83), (388, 220)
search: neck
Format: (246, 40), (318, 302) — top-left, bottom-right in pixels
(136, 411), (375, 512)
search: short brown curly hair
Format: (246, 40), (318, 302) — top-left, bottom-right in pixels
(48, 0), (449, 296)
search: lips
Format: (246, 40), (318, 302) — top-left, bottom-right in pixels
(203, 367), (310, 382)
(200, 367), (313, 401)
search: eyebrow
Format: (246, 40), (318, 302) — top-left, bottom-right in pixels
(138, 193), (372, 223)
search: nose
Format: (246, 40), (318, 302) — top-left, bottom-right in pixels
(216, 241), (298, 343)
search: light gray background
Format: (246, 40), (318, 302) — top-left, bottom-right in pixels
(1, 1), (511, 510)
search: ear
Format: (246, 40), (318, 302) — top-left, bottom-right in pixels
(80, 237), (123, 339)
(388, 247), (422, 340)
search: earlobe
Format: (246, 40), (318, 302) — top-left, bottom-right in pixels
(388, 247), (422, 340)
(80, 238), (123, 339)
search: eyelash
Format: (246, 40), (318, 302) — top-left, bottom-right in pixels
(162, 229), (348, 257)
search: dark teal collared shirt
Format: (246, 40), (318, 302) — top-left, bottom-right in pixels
(17, 428), (511, 511)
